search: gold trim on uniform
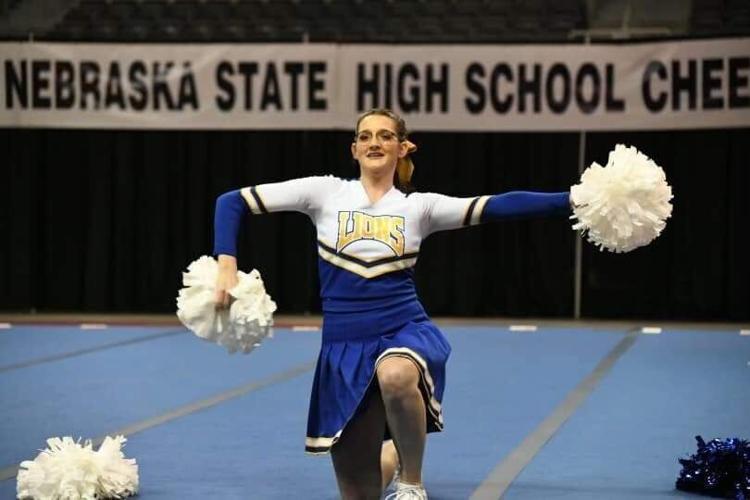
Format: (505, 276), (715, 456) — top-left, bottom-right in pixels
(240, 187), (261, 215)
(305, 433), (340, 453)
(317, 245), (418, 278)
(472, 196), (491, 225)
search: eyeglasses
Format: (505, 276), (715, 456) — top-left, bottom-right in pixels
(355, 130), (400, 144)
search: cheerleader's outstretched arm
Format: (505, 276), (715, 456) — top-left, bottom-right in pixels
(419, 190), (571, 235)
(479, 191), (571, 222)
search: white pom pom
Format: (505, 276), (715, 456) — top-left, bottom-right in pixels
(176, 256), (231, 341)
(92, 436), (139, 499)
(570, 144), (673, 253)
(17, 437), (99, 500)
(176, 256), (277, 354)
(227, 269), (277, 354)
(17, 436), (138, 500)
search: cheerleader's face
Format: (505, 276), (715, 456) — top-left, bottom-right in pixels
(352, 115), (408, 177)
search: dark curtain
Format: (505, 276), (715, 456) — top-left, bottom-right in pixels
(583, 129), (750, 321)
(1, 128), (748, 320)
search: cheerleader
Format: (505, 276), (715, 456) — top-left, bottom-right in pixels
(213, 109), (571, 499)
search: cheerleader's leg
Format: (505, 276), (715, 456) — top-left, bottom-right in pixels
(376, 355), (427, 486)
(381, 439), (399, 491)
(331, 386), (387, 499)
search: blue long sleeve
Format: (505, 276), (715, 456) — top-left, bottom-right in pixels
(213, 190), (249, 256)
(479, 191), (570, 223)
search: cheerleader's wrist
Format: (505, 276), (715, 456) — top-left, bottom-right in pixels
(217, 255), (237, 270)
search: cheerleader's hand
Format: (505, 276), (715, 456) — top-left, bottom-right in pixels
(215, 255), (239, 309)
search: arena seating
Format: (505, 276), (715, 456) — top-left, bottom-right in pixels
(46, 0), (588, 43)
(691, 0), (750, 35)
(2, 0), (749, 42)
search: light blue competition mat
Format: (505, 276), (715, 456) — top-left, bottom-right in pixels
(1, 324), (747, 499)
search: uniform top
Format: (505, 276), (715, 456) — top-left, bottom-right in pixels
(240, 176), (489, 313)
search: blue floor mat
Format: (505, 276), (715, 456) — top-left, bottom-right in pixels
(0, 325), (675, 499)
(0, 326), (179, 369)
(505, 330), (750, 500)
(425, 327), (624, 499)
(0, 328), (321, 467)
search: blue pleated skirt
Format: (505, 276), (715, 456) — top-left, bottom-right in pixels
(304, 299), (451, 454)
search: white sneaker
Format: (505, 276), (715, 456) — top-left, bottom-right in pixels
(384, 481), (428, 500)
(385, 464), (401, 493)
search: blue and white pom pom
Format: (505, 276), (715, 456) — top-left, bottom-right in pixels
(176, 256), (277, 354)
(570, 144), (673, 253)
(17, 435), (138, 500)
(676, 435), (750, 499)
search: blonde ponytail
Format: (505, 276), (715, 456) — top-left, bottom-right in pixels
(396, 140), (418, 186)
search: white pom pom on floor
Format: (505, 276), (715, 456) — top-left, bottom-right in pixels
(17, 435), (138, 500)
(570, 144), (673, 253)
(93, 436), (139, 499)
(176, 256), (277, 354)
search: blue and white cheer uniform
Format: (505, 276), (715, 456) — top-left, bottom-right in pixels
(214, 176), (570, 454)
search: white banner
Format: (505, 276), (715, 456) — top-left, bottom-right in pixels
(0, 39), (748, 131)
